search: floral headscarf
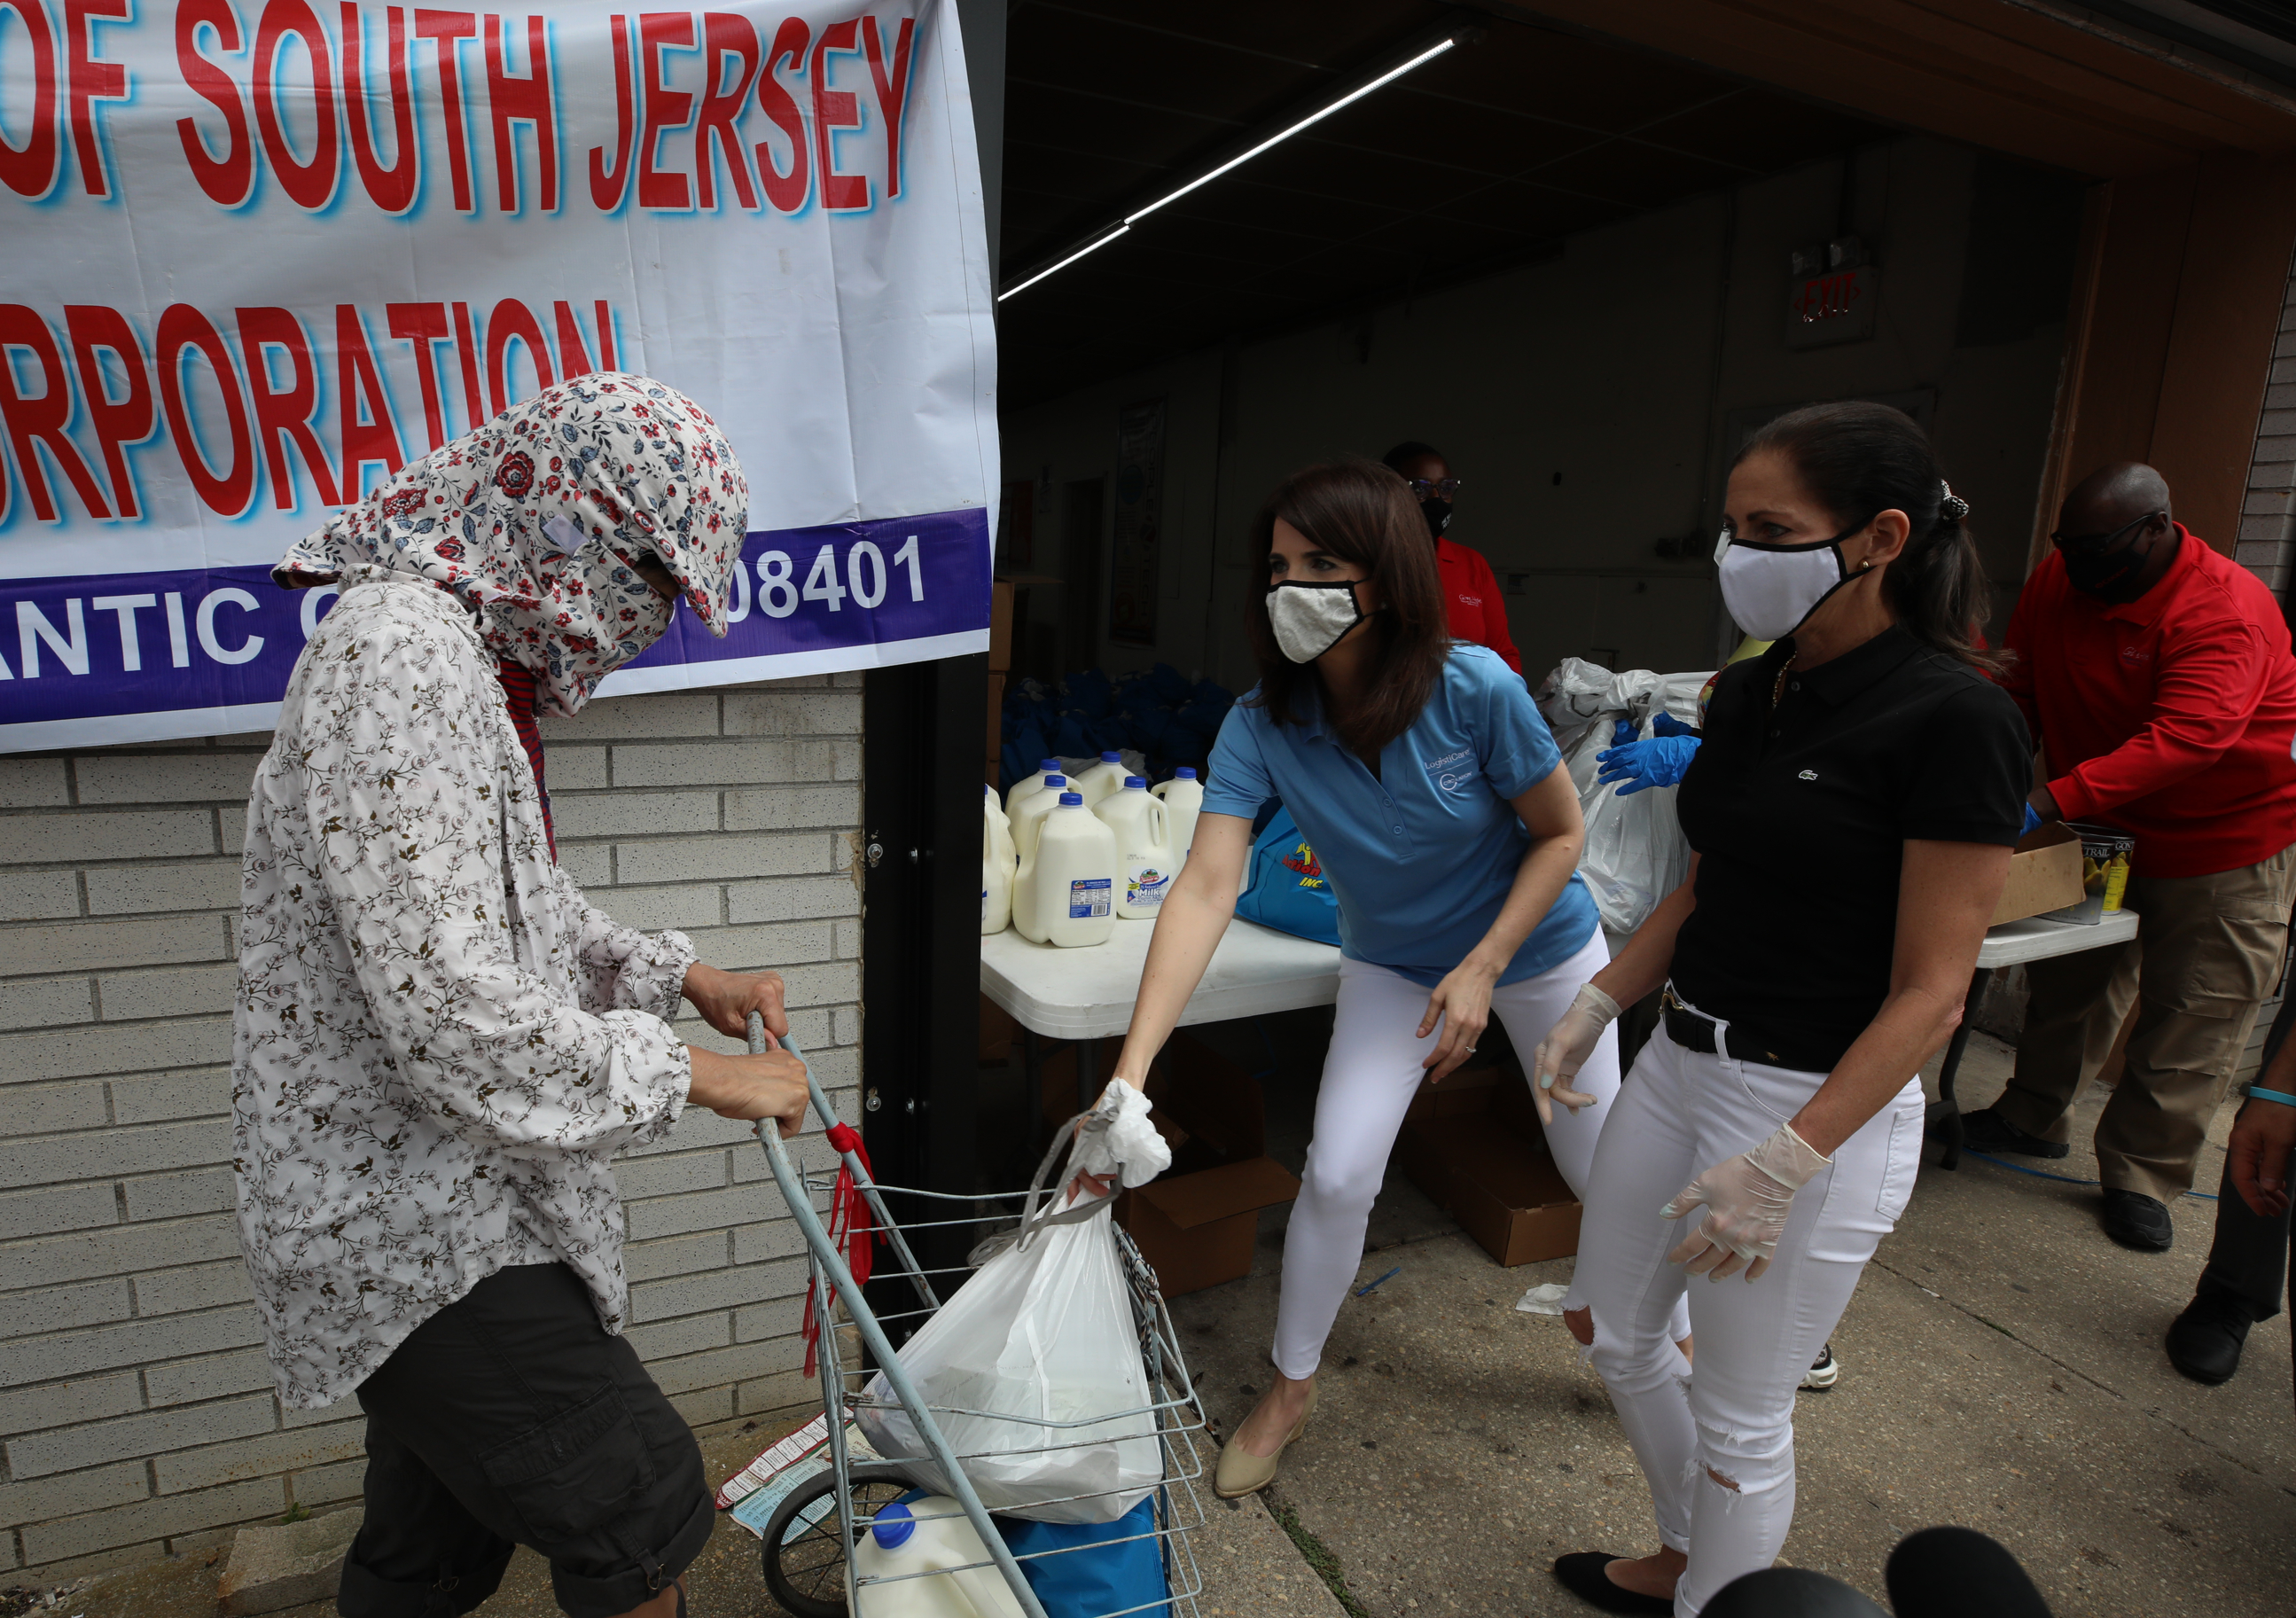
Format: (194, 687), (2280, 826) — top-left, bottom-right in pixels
(277, 372), (748, 716)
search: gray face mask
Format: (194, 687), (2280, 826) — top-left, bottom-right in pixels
(1266, 580), (1364, 663)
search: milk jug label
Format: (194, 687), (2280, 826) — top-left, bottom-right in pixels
(1068, 878), (1111, 918)
(1127, 861), (1170, 910)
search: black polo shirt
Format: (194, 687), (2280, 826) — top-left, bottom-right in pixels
(1670, 625), (2029, 1068)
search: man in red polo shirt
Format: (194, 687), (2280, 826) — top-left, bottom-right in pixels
(1964, 462), (2296, 1260)
(1382, 442), (1522, 673)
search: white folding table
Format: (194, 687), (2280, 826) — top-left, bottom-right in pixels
(1929, 908), (2141, 1168)
(980, 918), (1343, 1132)
(980, 906), (2143, 1166)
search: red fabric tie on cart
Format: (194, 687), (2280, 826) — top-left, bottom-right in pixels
(803, 1122), (879, 1377)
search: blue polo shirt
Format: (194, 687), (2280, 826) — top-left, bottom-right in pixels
(1203, 645), (1599, 988)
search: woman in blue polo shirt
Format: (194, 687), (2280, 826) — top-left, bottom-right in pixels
(1100, 457), (1685, 1500)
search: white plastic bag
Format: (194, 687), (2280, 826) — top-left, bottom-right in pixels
(1577, 713), (1691, 934)
(1538, 661), (1712, 935)
(855, 1125), (1160, 1524)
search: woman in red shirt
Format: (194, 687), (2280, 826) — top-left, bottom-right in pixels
(1383, 442), (1522, 673)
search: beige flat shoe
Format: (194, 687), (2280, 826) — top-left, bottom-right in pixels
(1214, 1381), (1317, 1498)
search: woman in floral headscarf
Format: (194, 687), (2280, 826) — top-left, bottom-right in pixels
(238, 374), (805, 1618)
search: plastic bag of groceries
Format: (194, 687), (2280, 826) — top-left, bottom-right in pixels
(855, 1086), (1167, 1524)
(1537, 661), (1712, 935)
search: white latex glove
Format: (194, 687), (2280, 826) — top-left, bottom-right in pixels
(1530, 983), (1620, 1124)
(1068, 1079), (1171, 1195)
(1661, 1122), (1830, 1282)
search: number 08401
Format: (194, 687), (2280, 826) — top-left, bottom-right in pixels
(754, 536), (925, 619)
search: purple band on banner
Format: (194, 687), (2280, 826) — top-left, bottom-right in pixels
(0, 508), (988, 731)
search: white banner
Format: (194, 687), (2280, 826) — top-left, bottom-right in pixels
(0, 0), (996, 749)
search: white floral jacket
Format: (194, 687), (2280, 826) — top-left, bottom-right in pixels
(233, 571), (696, 1409)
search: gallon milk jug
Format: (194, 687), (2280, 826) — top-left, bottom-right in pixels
(1015, 793), (1117, 947)
(1074, 750), (1130, 808)
(1151, 767), (1204, 870)
(1008, 775), (1066, 864)
(981, 786), (1016, 935)
(1004, 758), (1063, 817)
(849, 1496), (1026, 1618)
(1094, 778), (1175, 920)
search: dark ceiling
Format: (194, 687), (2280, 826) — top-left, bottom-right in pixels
(996, 2), (1898, 406)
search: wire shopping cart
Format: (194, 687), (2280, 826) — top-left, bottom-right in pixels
(744, 1016), (1211, 1618)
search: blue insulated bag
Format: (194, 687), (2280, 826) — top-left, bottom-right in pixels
(1233, 806), (1341, 945)
(996, 1496), (1171, 1616)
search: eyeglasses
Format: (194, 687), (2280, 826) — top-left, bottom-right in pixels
(2048, 511), (2162, 555)
(1404, 477), (1462, 500)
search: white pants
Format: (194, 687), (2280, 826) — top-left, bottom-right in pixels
(1272, 928), (1690, 1378)
(1574, 1016), (1923, 1616)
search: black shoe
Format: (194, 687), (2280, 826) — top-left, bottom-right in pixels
(2166, 1289), (2253, 1384)
(1552, 1552), (1675, 1614)
(2101, 1188), (2174, 1252)
(1800, 1341), (1839, 1389)
(1959, 1107), (2070, 1159)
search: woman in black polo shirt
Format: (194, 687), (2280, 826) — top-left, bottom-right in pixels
(1533, 403), (2029, 1614)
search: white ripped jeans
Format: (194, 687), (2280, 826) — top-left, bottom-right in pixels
(1271, 928), (1691, 1379)
(1574, 1008), (1923, 1616)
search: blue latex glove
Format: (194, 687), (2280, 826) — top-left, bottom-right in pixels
(1597, 733), (1700, 795)
(1651, 713), (1698, 738)
(2020, 802), (2044, 839)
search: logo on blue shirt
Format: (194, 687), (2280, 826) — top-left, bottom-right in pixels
(1424, 746), (1477, 793)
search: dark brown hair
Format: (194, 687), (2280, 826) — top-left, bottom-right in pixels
(1242, 459), (1449, 755)
(1736, 401), (1999, 672)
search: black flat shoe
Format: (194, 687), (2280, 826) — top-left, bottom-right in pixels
(2102, 1188), (2173, 1252)
(2166, 1288), (2253, 1383)
(1959, 1108), (2070, 1159)
(1552, 1552), (1675, 1614)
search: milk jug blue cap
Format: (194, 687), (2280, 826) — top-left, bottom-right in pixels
(1100, 750), (1121, 762)
(1124, 777), (1146, 790)
(871, 1500), (917, 1551)
(1175, 767), (1197, 779)
(1043, 775), (1065, 787)
(1039, 757), (1059, 770)
(1060, 792), (1084, 806)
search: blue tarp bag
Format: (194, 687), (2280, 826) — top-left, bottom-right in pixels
(996, 1496), (1170, 1617)
(1234, 806), (1341, 945)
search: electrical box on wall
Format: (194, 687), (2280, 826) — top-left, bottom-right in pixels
(1785, 238), (1878, 349)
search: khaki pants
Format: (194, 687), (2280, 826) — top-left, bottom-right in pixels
(1995, 842), (2296, 1202)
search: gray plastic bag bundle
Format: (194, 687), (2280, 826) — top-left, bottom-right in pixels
(1537, 660), (1712, 935)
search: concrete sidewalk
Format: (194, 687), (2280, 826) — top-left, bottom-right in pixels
(1167, 1024), (2296, 1615)
(65, 1413), (1339, 1618)
(59, 1028), (2293, 1618)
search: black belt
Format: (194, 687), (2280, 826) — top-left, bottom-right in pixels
(1660, 987), (1838, 1075)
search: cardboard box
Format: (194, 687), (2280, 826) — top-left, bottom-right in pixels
(988, 581), (1015, 671)
(987, 671), (1006, 757)
(1397, 1086), (1581, 1268)
(1118, 1157), (1300, 1296)
(1991, 822), (2085, 926)
(979, 994), (1018, 1065)
(1447, 1131), (1581, 1267)
(1403, 1062), (1504, 1125)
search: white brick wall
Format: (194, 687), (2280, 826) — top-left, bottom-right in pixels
(0, 675), (864, 1577)
(2239, 270), (2296, 592)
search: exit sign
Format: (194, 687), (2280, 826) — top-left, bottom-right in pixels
(1786, 264), (1879, 348)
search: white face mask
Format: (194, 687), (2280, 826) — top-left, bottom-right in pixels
(1714, 523), (1863, 641)
(1266, 580), (1365, 663)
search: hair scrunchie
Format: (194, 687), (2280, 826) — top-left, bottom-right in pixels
(1938, 481), (1972, 522)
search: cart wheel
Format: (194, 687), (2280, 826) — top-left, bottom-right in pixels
(760, 1461), (919, 1618)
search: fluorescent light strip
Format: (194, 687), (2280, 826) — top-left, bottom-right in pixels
(996, 226), (1132, 302)
(1123, 37), (1457, 225)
